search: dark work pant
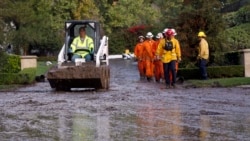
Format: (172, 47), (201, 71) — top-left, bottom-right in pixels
(199, 59), (208, 80)
(163, 60), (176, 85)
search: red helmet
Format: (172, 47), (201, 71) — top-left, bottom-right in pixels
(165, 29), (174, 37)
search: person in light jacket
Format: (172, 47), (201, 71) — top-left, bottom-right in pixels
(197, 31), (209, 80)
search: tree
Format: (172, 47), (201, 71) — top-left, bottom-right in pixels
(153, 0), (183, 29)
(174, 0), (227, 66)
(97, 0), (160, 53)
(223, 4), (250, 50)
(106, 0), (160, 31)
(0, 0), (248, 58)
(0, 0), (74, 55)
(0, 19), (5, 46)
(0, 0), (40, 55)
(72, 0), (102, 21)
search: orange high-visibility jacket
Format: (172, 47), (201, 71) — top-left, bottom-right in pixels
(142, 39), (155, 61)
(152, 39), (161, 57)
(134, 42), (144, 60)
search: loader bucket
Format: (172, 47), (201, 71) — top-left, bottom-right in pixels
(46, 63), (110, 91)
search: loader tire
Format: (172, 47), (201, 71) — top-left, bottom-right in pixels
(101, 66), (110, 90)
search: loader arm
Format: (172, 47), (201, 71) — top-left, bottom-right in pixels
(96, 36), (109, 67)
(57, 44), (66, 65)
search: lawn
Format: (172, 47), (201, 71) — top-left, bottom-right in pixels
(36, 61), (56, 76)
(186, 77), (250, 87)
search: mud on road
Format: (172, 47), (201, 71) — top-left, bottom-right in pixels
(0, 59), (250, 141)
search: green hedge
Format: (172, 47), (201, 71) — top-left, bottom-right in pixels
(178, 65), (244, 80)
(0, 68), (36, 85)
(0, 52), (21, 73)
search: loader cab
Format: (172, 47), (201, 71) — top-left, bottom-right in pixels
(65, 20), (101, 61)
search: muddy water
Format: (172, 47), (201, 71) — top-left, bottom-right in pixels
(0, 59), (250, 141)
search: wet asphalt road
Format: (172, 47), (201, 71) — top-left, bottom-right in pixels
(0, 59), (250, 141)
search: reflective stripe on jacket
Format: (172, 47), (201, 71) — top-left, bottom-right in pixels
(70, 35), (94, 57)
(156, 37), (181, 63)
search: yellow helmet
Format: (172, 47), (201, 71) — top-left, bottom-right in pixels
(198, 31), (206, 37)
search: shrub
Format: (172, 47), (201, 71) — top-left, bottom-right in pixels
(178, 65), (244, 80)
(178, 68), (200, 79)
(207, 65), (244, 78)
(0, 52), (21, 73)
(18, 68), (37, 84)
(0, 68), (36, 85)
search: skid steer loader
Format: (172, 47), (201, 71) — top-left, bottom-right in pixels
(46, 20), (110, 91)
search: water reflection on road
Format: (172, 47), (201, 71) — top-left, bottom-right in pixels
(71, 93), (250, 141)
(72, 113), (110, 141)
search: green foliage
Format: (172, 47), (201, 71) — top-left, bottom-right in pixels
(236, 5), (250, 24)
(108, 30), (128, 54)
(224, 51), (241, 65)
(72, 0), (102, 21)
(220, 4), (250, 62)
(0, 68), (36, 85)
(19, 68), (37, 84)
(223, 4), (250, 27)
(225, 23), (250, 50)
(103, 0), (161, 53)
(105, 0), (160, 32)
(0, 19), (4, 44)
(178, 65), (244, 79)
(0, 0), (69, 55)
(178, 67), (200, 79)
(153, 0), (183, 29)
(210, 52), (227, 66)
(107, 25), (151, 54)
(223, 12), (238, 27)
(0, 0), (248, 59)
(181, 50), (242, 67)
(0, 52), (20, 73)
(207, 65), (244, 78)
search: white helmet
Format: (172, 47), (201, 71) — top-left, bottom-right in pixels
(171, 28), (177, 36)
(146, 32), (153, 38)
(156, 33), (163, 39)
(163, 28), (168, 34)
(138, 35), (145, 39)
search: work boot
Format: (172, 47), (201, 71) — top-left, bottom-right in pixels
(147, 77), (152, 82)
(171, 83), (176, 88)
(140, 76), (145, 80)
(166, 84), (171, 89)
